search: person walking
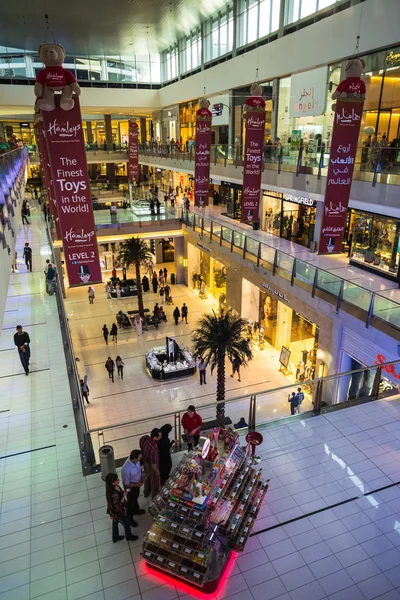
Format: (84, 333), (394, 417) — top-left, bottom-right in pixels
(164, 284), (171, 303)
(173, 306), (180, 325)
(102, 324), (109, 345)
(116, 356), (124, 379)
(231, 356), (241, 382)
(88, 287), (95, 304)
(80, 378), (90, 404)
(288, 391), (299, 416)
(105, 357), (115, 382)
(198, 357), (207, 385)
(139, 428), (162, 499)
(296, 387), (304, 414)
(23, 242), (32, 272)
(159, 286), (165, 304)
(21, 203), (30, 225)
(116, 283), (121, 299)
(43, 259), (50, 284)
(14, 325), (31, 375)
(152, 274), (158, 294)
(105, 473), (138, 543)
(181, 303), (188, 324)
(158, 424), (175, 486)
(121, 449), (146, 525)
(182, 405), (203, 451)
(105, 283), (111, 299)
(110, 323), (118, 343)
(163, 267), (168, 282)
(46, 263), (56, 295)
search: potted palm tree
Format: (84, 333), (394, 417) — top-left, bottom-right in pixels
(192, 309), (253, 426)
(118, 237), (152, 317)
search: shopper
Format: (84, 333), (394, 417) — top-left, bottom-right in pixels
(43, 259), (50, 284)
(163, 267), (168, 282)
(158, 424), (174, 486)
(288, 391), (299, 416)
(88, 287), (95, 304)
(159, 286), (165, 304)
(164, 284), (171, 302)
(173, 306), (180, 325)
(152, 273), (158, 294)
(105, 473), (138, 543)
(121, 449), (146, 525)
(116, 356), (124, 379)
(296, 387), (304, 414)
(110, 323), (118, 343)
(80, 378), (90, 404)
(105, 357), (115, 382)
(116, 282), (121, 299)
(134, 313), (143, 336)
(46, 263), (56, 295)
(181, 405), (203, 450)
(23, 242), (32, 272)
(21, 203), (30, 225)
(14, 325), (31, 375)
(112, 267), (117, 279)
(230, 356), (241, 382)
(102, 324), (109, 345)
(105, 283), (111, 299)
(139, 428), (162, 499)
(234, 417), (248, 429)
(198, 357), (207, 385)
(181, 303), (188, 324)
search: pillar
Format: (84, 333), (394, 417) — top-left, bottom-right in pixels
(86, 122), (94, 144)
(313, 201), (324, 252)
(139, 117), (147, 144)
(104, 114), (113, 148)
(274, 303), (292, 351)
(174, 236), (185, 284)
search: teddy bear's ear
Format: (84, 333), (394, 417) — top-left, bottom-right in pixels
(344, 60), (353, 72)
(359, 59), (365, 69)
(56, 44), (66, 57)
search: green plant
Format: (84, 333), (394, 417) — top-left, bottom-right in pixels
(118, 237), (152, 317)
(192, 309), (253, 426)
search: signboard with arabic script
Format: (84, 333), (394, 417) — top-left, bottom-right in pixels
(194, 107), (212, 207)
(289, 67), (328, 118)
(128, 120), (139, 183)
(42, 96), (102, 286)
(241, 97), (266, 224)
(319, 98), (364, 254)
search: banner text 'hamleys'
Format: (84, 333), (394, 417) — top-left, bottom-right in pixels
(128, 120), (139, 183)
(42, 96), (102, 286)
(241, 90), (266, 224)
(36, 121), (62, 239)
(194, 103), (212, 207)
(319, 99), (364, 253)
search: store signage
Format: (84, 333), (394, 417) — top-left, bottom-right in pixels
(374, 354), (400, 381)
(221, 180), (242, 190)
(283, 193), (316, 207)
(197, 242), (212, 254)
(241, 97), (266, 224)
(36, 121), (61, 239)
(319, 99), (364, 254)
(211, 103), (223, 117)
(386, 50), (400, 66)
(289, 66), (328, 118)
(42, 96), (102, 286)
(194, 106), (212, 207)
(128, 120), (139, 183)
(20, 122), (30, 128)
(261, 281), (289, 303)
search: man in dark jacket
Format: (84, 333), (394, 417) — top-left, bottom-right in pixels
(23, 243), (32, 272)
(14, 325), (31, 375)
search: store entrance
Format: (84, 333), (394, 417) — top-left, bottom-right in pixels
(262, 191), (317, 248)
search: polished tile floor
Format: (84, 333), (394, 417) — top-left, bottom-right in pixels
(2, 205), (400, 600)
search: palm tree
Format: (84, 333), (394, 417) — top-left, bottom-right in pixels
(118, 237), (152, 317)
(192, 309), (253, 426)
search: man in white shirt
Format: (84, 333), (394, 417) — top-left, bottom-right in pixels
(121, 449), (145, 526)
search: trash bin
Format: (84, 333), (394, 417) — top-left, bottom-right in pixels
(99, 445), (116, 481)
(252, 221), (260, 231)
(171, 273), (176, 284)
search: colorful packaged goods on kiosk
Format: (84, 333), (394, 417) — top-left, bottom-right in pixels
(141, 426), (269, 593)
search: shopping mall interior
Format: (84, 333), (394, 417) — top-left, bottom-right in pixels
(2, 1), (400, 599)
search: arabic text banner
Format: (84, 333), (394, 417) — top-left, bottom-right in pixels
(128, 120), (139, 183)
(241, 101), (266, 224)
(319, 98), (364, 254)
(42, 96), (102, 286)
(194, 107), (212, 207)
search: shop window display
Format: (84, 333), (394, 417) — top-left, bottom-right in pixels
(262, 191), (316, 248)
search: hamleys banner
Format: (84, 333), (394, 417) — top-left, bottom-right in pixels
(128, 120), (139, 183)
(319, 98), (364, 254)
(42, 96), (102, 286)
(241, 95), (266, 224)
(194, 106), (212, 207)
(36, 121), (61, 239)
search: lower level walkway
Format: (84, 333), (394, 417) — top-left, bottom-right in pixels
(1, 203), (400, 600)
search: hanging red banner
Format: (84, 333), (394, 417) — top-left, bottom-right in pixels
(36, 121), (62, 239)
(194, 104), (212, 207)
(241, 93), (266, 224)
(42, 96), (102, 286)
(128, 120), (139, 184)
(319, 98), (364, 254)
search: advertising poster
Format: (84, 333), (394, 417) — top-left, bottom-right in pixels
(128, 120), (139, 183)
(319, 99), (364, 254)
(241, 96), (266, 224)
(259, 290), (278, 347)
(42, 96), (102, 286)
(36, 121), (62, 239)
(194, 106), (212, 207)
(289, 66), (328, 118)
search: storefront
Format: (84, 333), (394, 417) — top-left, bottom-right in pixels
(187, 242), (227, 309)
(221, 180), (242, 221)
(179, 100), (200, 146)
(261, 190), (317, 248)
(345, 209), (400, 282)
(241, 278), (319, 380)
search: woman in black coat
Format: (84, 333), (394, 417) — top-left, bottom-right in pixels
(158, 424), (174, 486)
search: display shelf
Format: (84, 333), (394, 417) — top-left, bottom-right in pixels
(141, 432), (269, 593)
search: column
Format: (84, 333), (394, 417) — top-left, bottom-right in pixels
(174, 236), (185, 284)
(270, 79), (279, 141)
(104, 114), (113, 149)
(100, 58), (108, 81)
(274, 303), (293, 351)
(86, 122), (94, 144)
(139, 117), (147, 143)
(313, 201), (324, 252)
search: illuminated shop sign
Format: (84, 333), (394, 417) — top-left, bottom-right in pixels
(261, 282), (289, 303)
(386, 50), (400, 66)
(283, 193), (316, 207)
(197, 242), (212, 254)
(212, 103), (223, 117)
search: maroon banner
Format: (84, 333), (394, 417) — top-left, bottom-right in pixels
(36, 121), (62, 239)
(128, 120), (139, 183)
(42, 96), (102, 286)
(241, 97), (266, 224)
(194, 107), (212, 207)
(319, 98), (364, 254)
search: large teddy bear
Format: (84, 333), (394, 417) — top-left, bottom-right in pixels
(332, 58), (366, 99)
(34, 43), (81, 111)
